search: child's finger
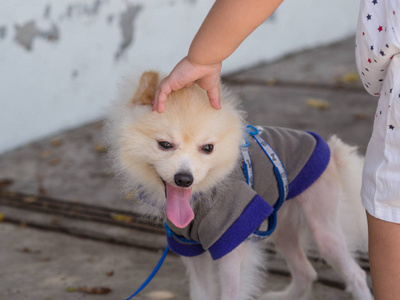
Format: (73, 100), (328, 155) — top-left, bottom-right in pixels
(153, 80), (172, 113)
(207, 86), (221, 110)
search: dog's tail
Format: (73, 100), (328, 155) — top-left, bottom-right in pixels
(328, 135), (368, 255)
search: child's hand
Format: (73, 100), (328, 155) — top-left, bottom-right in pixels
(153, 57), (222, 113)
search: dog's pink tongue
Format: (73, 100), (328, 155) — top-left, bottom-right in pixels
(166, 183), (194, 228)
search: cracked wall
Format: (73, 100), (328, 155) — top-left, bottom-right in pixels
(0, 0), (359, 154)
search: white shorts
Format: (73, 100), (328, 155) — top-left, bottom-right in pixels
(356, 0), (400, 223)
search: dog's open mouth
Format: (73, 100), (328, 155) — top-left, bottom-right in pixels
(165, 182), (194, 229)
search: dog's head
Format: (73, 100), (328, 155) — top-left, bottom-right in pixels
(107, 71), (245, 228)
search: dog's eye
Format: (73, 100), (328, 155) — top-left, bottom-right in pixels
(158, 141), (173, 150)
(201, 144), (214, 154)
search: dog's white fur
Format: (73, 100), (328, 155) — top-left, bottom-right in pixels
(105, 71), (372, 300)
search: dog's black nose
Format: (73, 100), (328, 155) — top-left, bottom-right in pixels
(174, 172), (194, 188)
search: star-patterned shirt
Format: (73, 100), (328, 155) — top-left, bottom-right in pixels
(356, 0), (400, 223)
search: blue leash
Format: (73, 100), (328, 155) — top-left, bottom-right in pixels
(125, 245), (170, 300)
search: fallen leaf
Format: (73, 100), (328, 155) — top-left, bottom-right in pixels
(51, 138), (62, 147)
(23, 196), (38, 203)
(339, 72), (359, 84)
(0, 213), (4, 222)
(41, 257), (52, 262)
(94, 144), (107, 153)
(38, 186), (47, 195)
(123, 190), (137, 200)
(0, 179), (14, 188)
(145, 290), (177, 299)
(67, 286), (112, 295)
(353, 113), (373, 121)
(306, 98), (331, 110)
(106, 271), (114, 277)
(265, 78), (277, 86)
(48, 158), (61, 166)
(1, 190), (16, 197)
(41, 150), (52, 158)
(111, 213), (132, 223)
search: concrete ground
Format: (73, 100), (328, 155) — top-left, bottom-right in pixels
(0, 37), (375, 299)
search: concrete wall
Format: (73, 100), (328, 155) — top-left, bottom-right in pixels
(0, 0), (359, 154)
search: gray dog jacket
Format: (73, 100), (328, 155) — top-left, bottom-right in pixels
(165, 126), (331, 260)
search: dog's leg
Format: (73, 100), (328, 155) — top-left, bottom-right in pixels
(182, 252), (218, 300)
(219, 241), (264, 300)
(263, 203), (318, 300)
(298, 169), (372, 300)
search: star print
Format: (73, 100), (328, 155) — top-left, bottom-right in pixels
(378, 26), (383, 32)
(371, 45), (374, 50)
(386, 44), (389, 48)
(389, 125), (395, 130)
(380, 50), (386, 56)
(372, 0), (377, 4)
(367, 14), (372, 20)
(368, 58), (372, 63)
(390, 88), (392, 93)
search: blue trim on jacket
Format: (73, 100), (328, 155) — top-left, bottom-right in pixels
(167, 194), (273, 260)
(286, 132), (330, 200)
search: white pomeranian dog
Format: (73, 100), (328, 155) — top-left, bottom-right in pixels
(105, 71), (372, 300)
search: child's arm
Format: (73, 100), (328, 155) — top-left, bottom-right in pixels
(153, 0), (284, 113)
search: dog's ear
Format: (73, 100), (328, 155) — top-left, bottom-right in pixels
(132, 71), (159, 106)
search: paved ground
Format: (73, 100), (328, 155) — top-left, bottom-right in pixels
(0, 37), (375, 299)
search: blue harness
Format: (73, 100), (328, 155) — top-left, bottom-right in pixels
(125, 125), (290, 299)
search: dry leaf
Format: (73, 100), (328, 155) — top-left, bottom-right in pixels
(106, 271), (114, 277)
(265, 78), (277, 86)
(23, 196), (38, 203)
(111, 213), (132, 223)
(123, 190), (137, 200)
(67, 286), (112, 295)
(0, 179), (14, 188)
(94, 144), (107, 153)
(41, 150), (52, 158)
(353, 113), (372, 121)
(48, 158), (61, 166)
(0, 213), (4, 222)
(306, 98), (331, 110)
(51, 138), (62, 147)
(339, 72), (359, 84)
(145, 290), (177, 299)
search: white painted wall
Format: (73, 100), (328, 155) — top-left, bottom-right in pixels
(0, 0), (359, 154)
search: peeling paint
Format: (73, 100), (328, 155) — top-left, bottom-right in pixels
(71, 70), (79, 78)
(0, 26), (6, 40)
(14, 21), (59, 51)
(115, 4), (142, 60)
(107, 14), (114, 25)
(43, 4), (52, 19)
(64, 0), (105, 19)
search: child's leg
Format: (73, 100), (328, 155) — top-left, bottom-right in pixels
(367, 212), (400, 300)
